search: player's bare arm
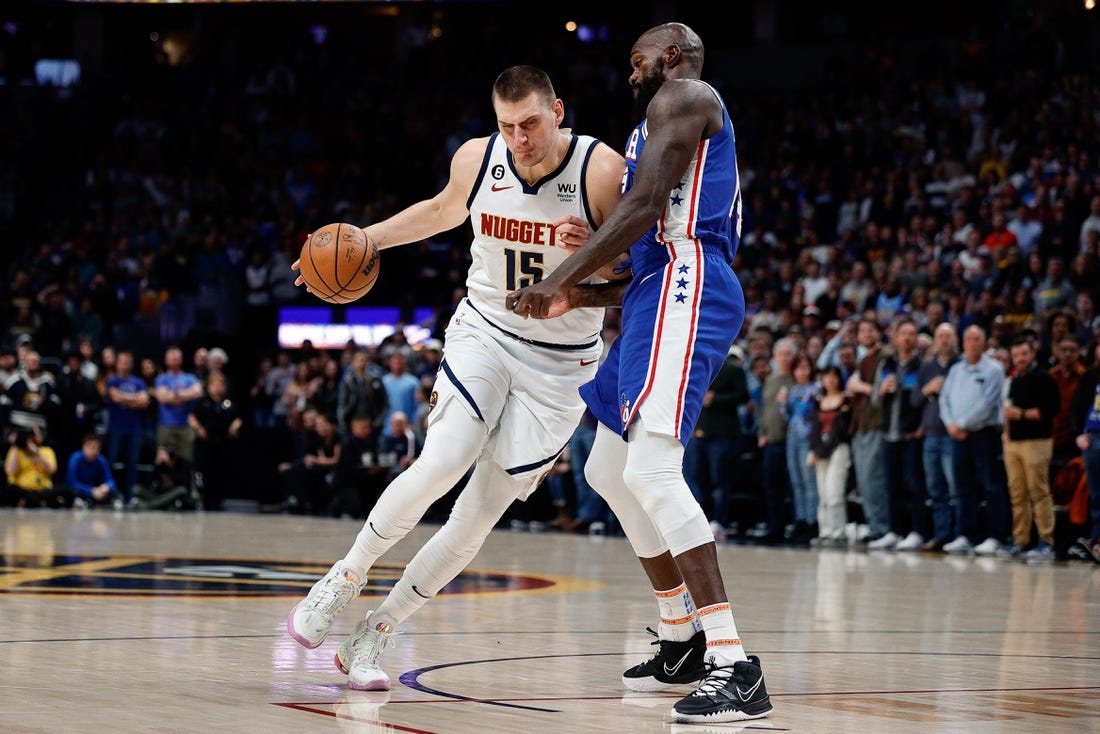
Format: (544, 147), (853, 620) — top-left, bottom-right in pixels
(364, 137), (486, 251)
(507, 81), (715, 318)
(292, 138), (486, 283)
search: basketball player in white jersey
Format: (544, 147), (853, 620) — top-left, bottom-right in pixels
(285, 65), (629, 691)
(509, 24), (772, 724)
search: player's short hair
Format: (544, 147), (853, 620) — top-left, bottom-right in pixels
(493, 65), (556, 106)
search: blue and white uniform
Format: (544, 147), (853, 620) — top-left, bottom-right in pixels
(433, 132), (605, 482)
(582, 81), (744, 445)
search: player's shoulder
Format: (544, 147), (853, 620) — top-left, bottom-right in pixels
(587, 138), (626, 170)
(652, 78), (721, 114)
(453, 135), (494, 165)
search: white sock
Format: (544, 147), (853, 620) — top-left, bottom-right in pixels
(654, 583), (701, 642)
(698, 602), (747, 664)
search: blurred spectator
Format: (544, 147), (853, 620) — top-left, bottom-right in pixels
(912, 323), (961, 551)
(1000, 337), (1060, 559)
(188, 370), (243, 512)
(377, 410), (419, 482)
(329, 414), (388, 519)
(1048, 335), (1085, 477)
(282, 360), (317, 431)
(757, 337), (796, 544)
(847, 317), (888, 545)
(807, 365), (852, 547)
(153, 346), (204, 463)
(2, 426), (70, 509)
(875, 317), (927, 551)
(55, 350), (104, 463)
(940, 325), (1008, 556)
(311, 356), (343, 422)
(277, 411), (340, 515)
(65, 433), (122, 510)
(1079, 195), (1100, 252)
(781, 353), (820, 546)
(685, 346), (749, 540)
(263, 350), (297, 430)
(381, 350), (419, 437)
(337, 348), (389, 437)
(105, 350), (150, 500)
(1, 350), (62, 439)
(1069, 358), (1100, 564)
(133, 446), (196, 511)
(1033, 258), (1075, 322)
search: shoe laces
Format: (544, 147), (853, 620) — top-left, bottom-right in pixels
(309, 569), (360, 616)
(689, 659), (736, 699)
(634, 627), (663, 663)
(349, 619), (400, 670)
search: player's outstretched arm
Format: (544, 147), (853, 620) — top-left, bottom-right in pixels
(291, 138), (487, 282)
(364, 137), (487, 251)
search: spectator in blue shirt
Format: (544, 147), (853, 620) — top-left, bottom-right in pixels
(67, 433), (122, 509)
(153, 346), (204, 463)
(105, 350), (150, 500)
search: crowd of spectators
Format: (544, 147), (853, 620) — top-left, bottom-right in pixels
(1, 6), (1099, 562)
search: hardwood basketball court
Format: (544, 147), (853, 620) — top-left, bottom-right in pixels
(1, 509), (1096, 733)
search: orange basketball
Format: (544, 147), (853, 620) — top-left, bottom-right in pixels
(298, 222), (380, 304)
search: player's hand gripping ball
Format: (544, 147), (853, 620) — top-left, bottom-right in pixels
(298, 222), (380, 304)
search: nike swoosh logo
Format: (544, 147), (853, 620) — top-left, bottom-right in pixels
(491, 184), (513, 192)
(736, 674), (763, 702)
(580, 359), (598, 366)
(411, 584), (431, 599)
(663, 650), (693, 676)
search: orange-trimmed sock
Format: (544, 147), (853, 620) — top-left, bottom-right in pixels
(654, 582), (701, 642)
(697, 602), (747, 664)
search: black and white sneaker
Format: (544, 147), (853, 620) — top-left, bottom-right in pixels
(672, 655), (773, 724)
(622, 628), (707, 692)
(1068, 537), (1100, 564)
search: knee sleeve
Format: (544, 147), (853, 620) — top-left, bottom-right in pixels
(623, 422), (712, 556)
(586, 423), (668, 558)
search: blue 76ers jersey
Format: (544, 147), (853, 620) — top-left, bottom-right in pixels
(580, 81), (746, 444)
(623, 81), (741, 279)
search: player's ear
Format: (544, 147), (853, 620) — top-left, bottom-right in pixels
(552, 98), (565, 127)
(665, 44), (681, 67)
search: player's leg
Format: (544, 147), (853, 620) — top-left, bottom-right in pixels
(336, 458), (535, 689)
(585, 422), (707, 690)
(622, 419), (771, 723)
(286, 400), (488, 649)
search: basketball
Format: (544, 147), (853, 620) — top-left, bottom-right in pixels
(298, 222), (380, 304)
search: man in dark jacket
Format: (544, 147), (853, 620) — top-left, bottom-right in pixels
(871, 316), (926, 550)
(911, 323), (960, 551)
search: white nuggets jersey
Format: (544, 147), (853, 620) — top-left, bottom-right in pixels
(464, 132), (605, 348)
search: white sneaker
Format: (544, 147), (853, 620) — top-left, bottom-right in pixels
(287, 562), (366, 649)
(336, 613), (399, 691)
(867, 531), (900, 550)
(1024, 542), (1055, 561)
(973, 537), (1002, 556)
(894, 531), (924, 551)
(943, 536), (974, 555)
(72, 497), (89, 510)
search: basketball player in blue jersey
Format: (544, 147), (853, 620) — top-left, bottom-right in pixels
(508, 23), (772, 724)
(284, 66), (630, 691)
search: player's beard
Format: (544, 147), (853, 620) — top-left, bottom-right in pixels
(632, 61), (665, 120)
